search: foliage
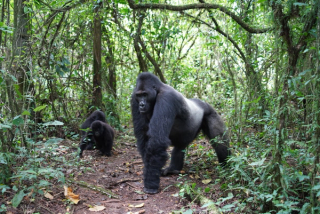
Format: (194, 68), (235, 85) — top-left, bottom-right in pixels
(1, 0), (320, 212)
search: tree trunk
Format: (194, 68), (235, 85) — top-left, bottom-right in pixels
(310, 2), (320, 209)
(92, 2), (102, 109)
(105, 34), (116, 99)
(9, 0), (31, 148)
(12, 0), (30, 113)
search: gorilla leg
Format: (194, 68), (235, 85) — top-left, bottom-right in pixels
(162, 147), (185, 176)
(79, 139), (86, 158)
(202, 113), (230, 164)
(143, 138), (169, 194)
(98, 134), (113, 157)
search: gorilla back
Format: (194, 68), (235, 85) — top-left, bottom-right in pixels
(131, 72), (230, 194)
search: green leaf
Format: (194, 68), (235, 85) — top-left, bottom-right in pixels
(183, 209), (193, 214)
(0, 154), (7, 164)
(297, 174), (309, 182)
(202, 201), (215, 208)
(43, 121), (64, 126)
(39, 180), (51, 187)
(249, 158), (266, 166)
(12, 190), (25, 208)
(293, 2), (308, 6)
(119, 8), (130, 14)
(13, 84), (22, 98)
(0, 123), (11, 130)
(312, 184), (320, 190)
(21, 110), (31, 116)
(33, 105), (47, 112)
(46, 138), (63, 144)
(24, 170), (37, 174)
(12, 116), (24, 126)
(204, 187), (210, 193)
(221, 204), (235, 211)
(116, 0), (127, 3)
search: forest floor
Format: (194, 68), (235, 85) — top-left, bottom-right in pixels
(4, 130), (231, 214)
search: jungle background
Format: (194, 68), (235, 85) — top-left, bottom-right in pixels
(0, 0), (320, 213)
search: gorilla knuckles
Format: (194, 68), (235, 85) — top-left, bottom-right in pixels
(131, 72), (231, 194)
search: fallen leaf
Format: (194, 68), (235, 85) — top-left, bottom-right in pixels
(202, 179), (212, 184)
(44, 192), (54, 200)
(89, 205), (106, 211)
(128, 203), (144, 208)
(63, 186), (80, 204)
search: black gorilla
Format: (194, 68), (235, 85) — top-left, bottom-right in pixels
(79, 110), (106, 157)
(131, 72), (230, 194)
(90, 121), (114, 157)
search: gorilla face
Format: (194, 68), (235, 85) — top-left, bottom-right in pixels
(94, 131), (100, 137)
(135, 85), (157, 114)
(135, 91), (150, 113)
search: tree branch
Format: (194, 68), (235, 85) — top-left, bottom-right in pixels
(182, 12), (247, 63)
(127, 0), (272, 34)
(134, 12), (148, 72)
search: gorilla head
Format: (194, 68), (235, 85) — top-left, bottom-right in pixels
(134, 73), (160, 114)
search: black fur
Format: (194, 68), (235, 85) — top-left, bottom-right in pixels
(90, 121), (114, 157)
(79, 110), (106, 157)
(131, 72), (230, 194)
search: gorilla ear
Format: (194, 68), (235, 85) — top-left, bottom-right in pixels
(152, 85), (157, 91)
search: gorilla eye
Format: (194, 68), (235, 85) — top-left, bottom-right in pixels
(136, 92), (148, 97)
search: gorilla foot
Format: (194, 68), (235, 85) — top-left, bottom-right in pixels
(143, 187), (158, 194)
(161, 168), (181, 176)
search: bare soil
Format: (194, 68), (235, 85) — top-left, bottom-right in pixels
(4, 131), (228, 214)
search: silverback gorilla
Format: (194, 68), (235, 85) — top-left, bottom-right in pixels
(90, 121), (114, 157)
(131, 72), (230, 194)
(79, 110), (106, 157)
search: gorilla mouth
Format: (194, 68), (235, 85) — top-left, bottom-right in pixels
(139, 108), (147, 113)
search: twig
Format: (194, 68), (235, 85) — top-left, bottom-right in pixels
(126, 182), (140, 190)
(113, 178), (140, 186)
(131, 161), (143, 165)
(39, 204), (55, 214)
(101, 199), (121, 203)
(68, 178), (119, 199)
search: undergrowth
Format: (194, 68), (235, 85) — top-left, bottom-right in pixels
(0, 136), (92, 212)
(175, 129), (319, 214)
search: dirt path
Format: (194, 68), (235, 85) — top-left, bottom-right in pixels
(69, 143), (185, 214)
(5, 134), (224, 214)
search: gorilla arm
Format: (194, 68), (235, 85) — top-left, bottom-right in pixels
(142, 91), (178, 193)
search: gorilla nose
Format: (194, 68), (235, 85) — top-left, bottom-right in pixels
(139, 103), (145, 108)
